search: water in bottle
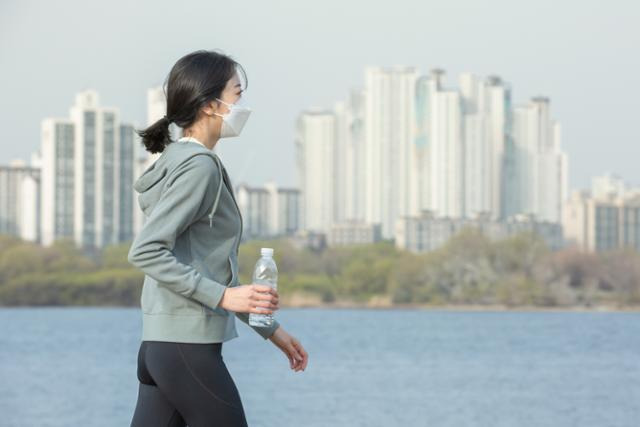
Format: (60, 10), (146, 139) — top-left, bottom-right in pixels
(249, 247), (278, 327)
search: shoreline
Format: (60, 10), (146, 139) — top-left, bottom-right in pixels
(279, 292), (640, 312)
(280, 300), (640, 312)
(284, 303), (640, 312)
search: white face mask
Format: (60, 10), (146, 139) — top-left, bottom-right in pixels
(213, 97), (252, 138)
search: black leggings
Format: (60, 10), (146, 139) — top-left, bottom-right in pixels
(130, 340), (249, 427)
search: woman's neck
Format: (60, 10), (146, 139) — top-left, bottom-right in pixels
(182, 125), (219, 150)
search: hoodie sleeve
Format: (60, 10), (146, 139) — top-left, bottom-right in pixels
(127, 154), (228, 310)
(234, 311), (281, 340)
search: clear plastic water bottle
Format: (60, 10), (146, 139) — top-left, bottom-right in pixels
(249, 247), (278, 327)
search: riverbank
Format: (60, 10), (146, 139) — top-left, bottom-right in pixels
(280, 292), (640, 312)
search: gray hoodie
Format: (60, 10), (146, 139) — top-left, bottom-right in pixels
(127, 139), (280, 343)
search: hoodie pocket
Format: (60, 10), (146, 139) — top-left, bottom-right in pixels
(141, 277), (206, 316)
(202, 254), (236, 317)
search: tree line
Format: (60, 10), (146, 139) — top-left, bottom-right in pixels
(1, 229), (638, 308)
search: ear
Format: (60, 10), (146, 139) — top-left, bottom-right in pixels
(202, 99), (219, 117)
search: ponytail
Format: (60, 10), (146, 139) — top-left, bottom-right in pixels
(136, 115), (172, 154)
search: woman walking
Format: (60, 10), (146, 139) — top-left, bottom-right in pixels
(128, 49), (308, 427)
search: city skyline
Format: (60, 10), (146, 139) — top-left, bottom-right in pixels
(0, 79), (637, 252)
(3, 64), (634, 193)
(1, 0), (638, 191)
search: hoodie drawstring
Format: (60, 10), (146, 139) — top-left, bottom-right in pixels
(208, 155), (224, 228)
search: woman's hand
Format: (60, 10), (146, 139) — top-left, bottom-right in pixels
(219, 284), (279, 314)
(268, 327), (308, 372)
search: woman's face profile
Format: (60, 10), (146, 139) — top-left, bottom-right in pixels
(195, 71), (246, 143)
(215, 72), (244, 115)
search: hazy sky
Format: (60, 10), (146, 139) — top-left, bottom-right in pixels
(1, 0), (638, 191)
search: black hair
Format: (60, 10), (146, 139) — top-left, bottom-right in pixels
(136, 49), (248, 154)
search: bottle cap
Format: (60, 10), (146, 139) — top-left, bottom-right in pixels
(261, 247), (274, 257)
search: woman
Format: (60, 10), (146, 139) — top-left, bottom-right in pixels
(128, 49), (308, 427)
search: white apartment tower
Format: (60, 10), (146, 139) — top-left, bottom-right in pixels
(428, 69), (464, 218)
(512, 96), (568, 223)
(0, 160), (41, 242)
(364, 66), (418, 238)
(334, 89), (367, 223)
(118, 123), (136, 242)
(40, 118), (75, 246)
(459, 73), (512, 219)
(295, 109), (336, 233)
(69, 90), (135, 248)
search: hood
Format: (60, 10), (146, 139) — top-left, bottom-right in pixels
(134, 143), (224, 227)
